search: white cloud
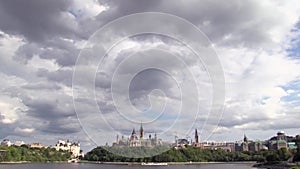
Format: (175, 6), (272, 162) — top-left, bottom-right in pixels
(15, 127), (35, 134)
(1, 117), (14, 124)
(1, 0), (300, 151)
(0, 31), (24, 55)
(287, 89), (295, 94)
(71, 0), (108, 19)
(217, 44), (300, 130)
(27, 55), (59, 72)
(0, 95), (26, 124)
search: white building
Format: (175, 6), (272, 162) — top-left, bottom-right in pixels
(54, 140), (82, 158)
(1, 139), (12, 147)
(29, 142), (45, 149)
(14, 141), (25, 146)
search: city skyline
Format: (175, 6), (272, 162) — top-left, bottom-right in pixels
(0, 0), (300, 152)
(1, 128), (297, 152)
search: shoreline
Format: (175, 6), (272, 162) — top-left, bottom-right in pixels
(0, 161), (31, 164)
(0, 161), (69, 164)
(2, 160), (298, 168)
(0, 160), (258, 166)
(79, 160), (257, 165)
(253, 163), (300, 169)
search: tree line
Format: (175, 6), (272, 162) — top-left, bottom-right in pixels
(85, 135), (300, 164)
(84, 145), (296, 164)
(0, 145), (71, 162)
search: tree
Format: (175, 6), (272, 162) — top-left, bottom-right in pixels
(293, 135), (300, 162)
(266, 152), (280, 164)
(278, 148), (291, 161)
(92, 154), (99, 161)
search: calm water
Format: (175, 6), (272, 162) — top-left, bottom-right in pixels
(0, 163), (258, 169)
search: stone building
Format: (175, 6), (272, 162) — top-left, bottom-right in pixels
(54, 140), (83, 158)
(113, 124), (162, 147)
(0, 139), (11, 147)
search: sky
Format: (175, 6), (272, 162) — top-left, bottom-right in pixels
(0, 0), (300, 152)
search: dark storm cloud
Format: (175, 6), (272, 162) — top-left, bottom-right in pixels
(0, 114), (14, 139)
(95, 72), (111, 89)
(0, 0), (290, 70)
(0, 0), (76, 42)
(0, 0), (299, 148)
(0, 112), (35, 139)
(41, 120), (81, 134)
(21, 96), (81, 134)
(97, 0), (162, 20)
(22, 82), (61, 90)
(37, 68), (73, 86)
(218, 114), (269, 128)
(39, 37), (79, 66)
(14, 37), (79, 67)
(23, 97), (74, 119)
(129, 68), (180, 102)
(14, 43), (40, 64)
(160, 0), (270, 46)
(0, 0), (80, 68)
(97, 0), (282, 48)
(97, 101), (115, 114)
(3, 0), (279, 69)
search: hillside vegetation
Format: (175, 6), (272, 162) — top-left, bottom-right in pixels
(84, 145), (292, 163)
(0, 145), (71, 162)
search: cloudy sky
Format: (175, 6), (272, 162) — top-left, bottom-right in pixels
(1, 0), (300, 152)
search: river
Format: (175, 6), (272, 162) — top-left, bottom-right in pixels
(0, 163), (259, 169)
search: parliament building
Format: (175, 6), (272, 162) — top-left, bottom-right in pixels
(112, 123), (163, 147)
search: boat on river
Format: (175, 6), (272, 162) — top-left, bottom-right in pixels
(141, 162), (168, 166)
(68, 159), (78, 163)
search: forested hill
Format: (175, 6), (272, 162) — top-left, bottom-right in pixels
(0, 145), (71, 162)
(84, 145), (293, 163)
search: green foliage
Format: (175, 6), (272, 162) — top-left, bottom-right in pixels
(278, 148), (291, 161)
(0, 145), (71, 162)
(265, 152), (280, 164)
(84, 146), (295, 163)
(293, 135), (300, 162)
(290, 166), (300, 169)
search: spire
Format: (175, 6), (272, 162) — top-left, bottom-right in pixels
(244, 134), (248, 143)
(195, 129), (199, 144)
(116, 134), (119, 144)
(140, 122), (144, 139)
(132, 128), (136, 135)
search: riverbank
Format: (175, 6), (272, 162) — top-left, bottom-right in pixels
(0, 161), (30, 164)
(79, 160), (257, 166)
(0, 162), (259, 169)
(253, 162), (300, 169)
(0, 161), (71, 164)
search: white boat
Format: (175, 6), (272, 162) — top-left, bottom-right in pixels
(141, 162), (168, 166)
(68, 159), (78, 163)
